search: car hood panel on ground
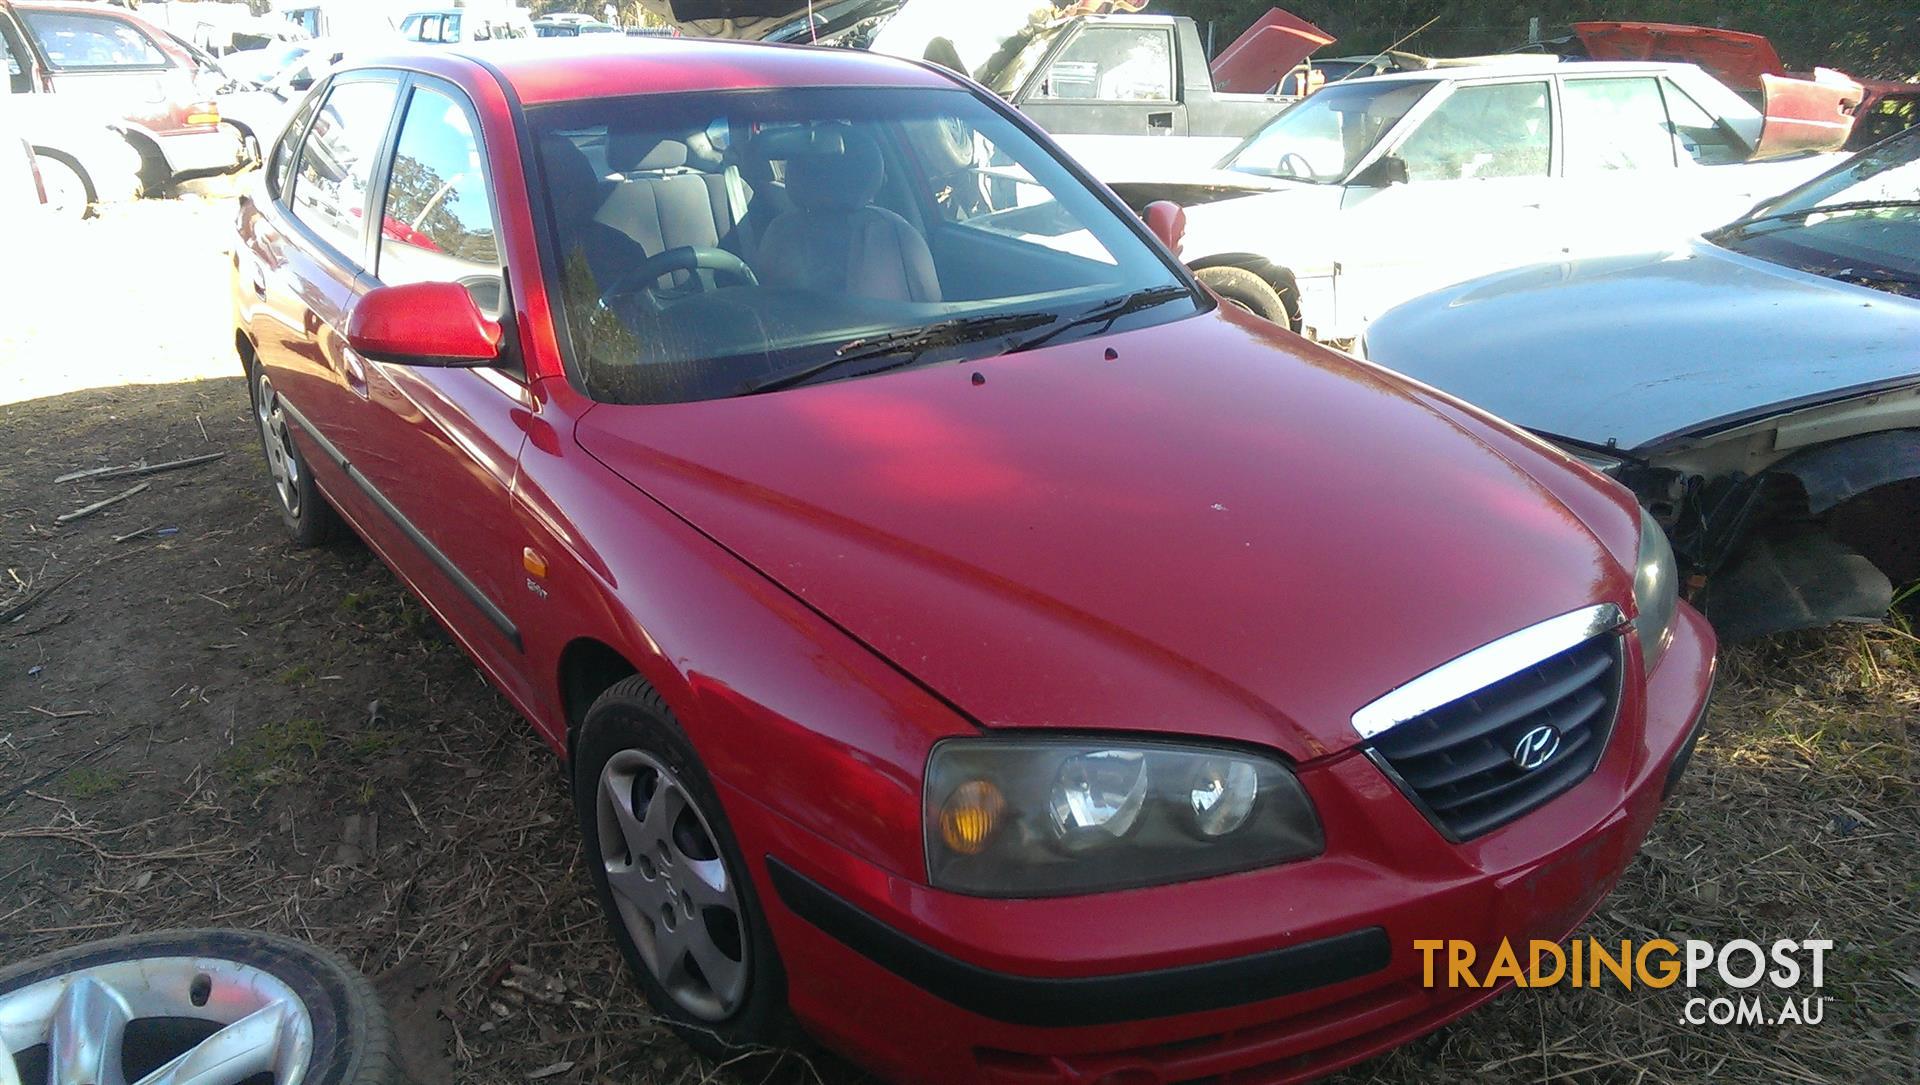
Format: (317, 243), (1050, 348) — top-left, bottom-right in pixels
(1364, 241), (1920, 454)
(577, 311), (1630, 761)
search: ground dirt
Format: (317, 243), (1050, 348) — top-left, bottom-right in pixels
(1, 193), (1915, 1085)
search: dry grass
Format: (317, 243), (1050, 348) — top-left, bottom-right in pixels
(1, 194), (1915, 1085)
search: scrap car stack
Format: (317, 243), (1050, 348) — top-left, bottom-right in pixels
(4, 1), (1916, 1083)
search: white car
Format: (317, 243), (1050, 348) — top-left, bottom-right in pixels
(1, 81), (143, 216)
(1141, 60), (1849, 343)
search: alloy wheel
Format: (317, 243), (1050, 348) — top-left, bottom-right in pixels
(253, 371), (302, 517)
(0, 955), (315, 1085)
(595, 749), (750, 1021)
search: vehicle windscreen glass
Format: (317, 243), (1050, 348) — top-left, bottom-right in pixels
(1222, 79), (1434, 182)
(1710, 132), (1920, 298)
(530, 86), (1194, 405)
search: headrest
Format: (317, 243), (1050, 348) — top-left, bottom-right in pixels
(779, 129), (885, 213)
(609, 133), (691, 173)
(542, 136), (606, 225)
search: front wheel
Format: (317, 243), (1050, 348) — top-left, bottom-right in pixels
(1195, 266), (1291, 327)
(573, 677), (793, 1059)
(0, 928), (401, 1084)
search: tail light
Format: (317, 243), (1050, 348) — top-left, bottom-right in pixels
(186, 101), (222, 126)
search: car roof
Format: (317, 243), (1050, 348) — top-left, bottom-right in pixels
(354, 36), (955, 105)
(1353, 58), (1697, 85)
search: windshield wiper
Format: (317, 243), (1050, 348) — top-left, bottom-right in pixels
(1714, 199), (1920, 238)
(1004, 284), (1194, 354)
(741, 312), (1057, 396)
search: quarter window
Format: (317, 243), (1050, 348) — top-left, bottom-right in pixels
(1395, 81), (1551, 182)
(268, 90), (324, 198)
(377, 86), (503, 314)
(1038, 27), (1173, 102)
(18, 11), (167, 69)
(1562, 78), (1676, 172)
(289, 80), (400, 263)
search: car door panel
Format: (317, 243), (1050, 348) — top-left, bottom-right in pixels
(345, 78), (535, 690)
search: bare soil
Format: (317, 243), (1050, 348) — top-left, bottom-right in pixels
(1, 195), (1915, 1085)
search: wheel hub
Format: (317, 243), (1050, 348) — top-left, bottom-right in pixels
(0, 956), (315, 1085)
(254, 373), (301, 516)
(596, 749), (749, 1022)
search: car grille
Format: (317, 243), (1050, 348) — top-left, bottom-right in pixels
(1368, 632), (1624, 840)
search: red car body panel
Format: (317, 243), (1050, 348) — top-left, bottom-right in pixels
(576, 307), (1632, 762)
(1208, 8), (1336, 96)
(231, 39), (1718, 1084)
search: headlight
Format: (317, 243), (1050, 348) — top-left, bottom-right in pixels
(925, 738), (1322, 897)
(1633, 510), (1679, 673)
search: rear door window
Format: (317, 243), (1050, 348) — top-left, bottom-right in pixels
(1394, 80), (1551, 182)
(19, 10), (168, 69)
(289, 79), (401, 264)
(1660, 79), (1747, 166)
(268, 90), (324, 198)
(375, 84), (503, 314)
(1562, 77), (1677, 172)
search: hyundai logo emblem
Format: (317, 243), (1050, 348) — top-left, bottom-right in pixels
(1513, 725), (1561, 771)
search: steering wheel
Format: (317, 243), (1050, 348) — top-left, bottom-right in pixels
(598, 246), (759, 307)
(1275, 152), (1315, 179)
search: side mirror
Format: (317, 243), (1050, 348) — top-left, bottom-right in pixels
(1351, 154), (1408, 188)
(1143, 200), (1187, 257)
(347, 281), (502, 366)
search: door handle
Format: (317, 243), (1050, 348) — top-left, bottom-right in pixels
(1147, 111), (1174, 130)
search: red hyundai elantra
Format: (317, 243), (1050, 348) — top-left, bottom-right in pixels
(232, 36), (1717, 1084)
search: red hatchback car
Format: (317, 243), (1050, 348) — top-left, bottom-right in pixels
(232, 37), (1717, 1085)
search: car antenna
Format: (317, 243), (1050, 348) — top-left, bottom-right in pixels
(1325, 13), (1443, 88)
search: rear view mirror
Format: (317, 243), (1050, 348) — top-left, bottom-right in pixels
(1352, 154), (1409, 188)
(347, 282), (502, 367)
(1143, 200), (1187, 256)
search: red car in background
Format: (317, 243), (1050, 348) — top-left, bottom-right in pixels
(231, 37), (1717, 1084)
(0, 0), (242, 187)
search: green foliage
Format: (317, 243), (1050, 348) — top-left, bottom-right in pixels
(1160, 0), (1920, 80)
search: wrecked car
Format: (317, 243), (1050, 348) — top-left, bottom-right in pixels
(638, 1), (1325, 177)
(234, 35), (1717, 1085)
(1360, 127), (1920, 641)
(1123, 60), (1854, 339)
(1551, 21), (1916, 152)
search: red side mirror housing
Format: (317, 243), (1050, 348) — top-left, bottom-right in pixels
(1143, 200), (1187, 258)
(346, 281), (504, 367)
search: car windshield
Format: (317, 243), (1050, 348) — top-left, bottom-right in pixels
(1221, 79), (1435, 182)
(532, 86), (1194, 405)
(1709, 130), (1920, 298)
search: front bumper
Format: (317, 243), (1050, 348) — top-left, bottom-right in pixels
(729, 603), (1717, 1085)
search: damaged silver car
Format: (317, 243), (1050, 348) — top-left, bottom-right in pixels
(1360, 127), (1920, 641)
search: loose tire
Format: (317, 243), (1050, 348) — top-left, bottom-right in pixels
(250, 362), (343, 546)
(573, 677), (792, 1059)
(0, 928), (400, 1085)
(33, 151), (92, 219)
(1196, 266), (1291, 326)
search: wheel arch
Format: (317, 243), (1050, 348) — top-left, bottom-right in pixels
(28, 145), (94, 203)
(557, 636), (641, 761)
(1187, 252), (1302, 330)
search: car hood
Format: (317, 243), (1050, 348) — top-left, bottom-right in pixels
(575, 308), (1632, 761)
(1362, 240), (1920, 454)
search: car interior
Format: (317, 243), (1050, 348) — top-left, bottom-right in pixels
(534, 97), (1153, 403)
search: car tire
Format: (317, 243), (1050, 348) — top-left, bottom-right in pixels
(1196, 266), (1290, 326)
(32, 151), (93, 219)
(573, 676), (795, 1061)
(0, 928), (402, 1085)
(249, 361), (343, 547)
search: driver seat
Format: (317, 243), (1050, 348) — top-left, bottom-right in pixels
(756, 130), (942, 303)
